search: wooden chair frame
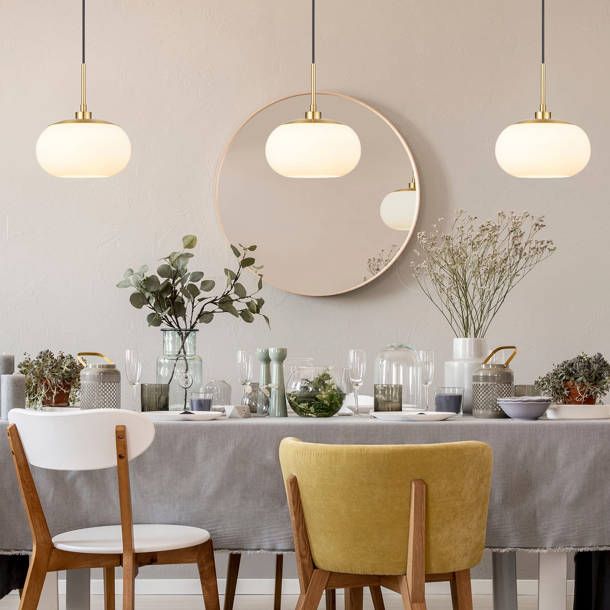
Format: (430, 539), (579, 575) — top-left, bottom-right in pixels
(285, 475), (473, 610)
(7, 423), (220, 610)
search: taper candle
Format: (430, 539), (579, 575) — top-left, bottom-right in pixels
(1, 374), (25, 419)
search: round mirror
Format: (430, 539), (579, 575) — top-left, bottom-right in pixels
(215, 92), (420, 296)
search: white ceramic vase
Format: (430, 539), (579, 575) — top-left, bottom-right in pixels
(444, 338), (487, 414)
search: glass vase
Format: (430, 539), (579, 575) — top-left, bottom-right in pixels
(156, 329), (203, 411)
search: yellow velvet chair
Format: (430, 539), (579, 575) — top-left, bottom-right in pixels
(279, 438), (493, 610)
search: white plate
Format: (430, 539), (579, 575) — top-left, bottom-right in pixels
(144, 411), (225, 422)
(546, 404), (610, 420)
(371, 411), (456, 422)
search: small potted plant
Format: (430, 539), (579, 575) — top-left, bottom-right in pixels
(535, 353), (610, 405)
(18, 350), (83, 407)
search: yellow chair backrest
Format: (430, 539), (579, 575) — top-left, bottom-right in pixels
(279, 438), (492, 576)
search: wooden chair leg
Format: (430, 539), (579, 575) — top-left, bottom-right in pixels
(18, 548), (50, 610)
(104, 567), (115, 610)
(274, 554), (283, 610)
(301, 569), (329, 610)
(450, 570), (472, 610)
(223, 553), (241, 610)
(197, 540), (220, 610)
(325, 589), (336, 610)
(345, 587), (363, 610)
(369, 585), (385, 610)
(122, 554), (136, 610)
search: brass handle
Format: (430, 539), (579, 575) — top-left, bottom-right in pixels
(483, 346), (517, 368)
(77, 352), (114, 367)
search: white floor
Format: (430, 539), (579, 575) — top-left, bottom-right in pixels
(0, 593), (573, 609)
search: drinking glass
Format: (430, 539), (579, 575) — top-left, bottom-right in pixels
(348, 349), (366, 416)
(434, 387), (463, 415)
(124, 349), (142, 407)
(417, 350), (435, 411)
(237, 350), (253, 404)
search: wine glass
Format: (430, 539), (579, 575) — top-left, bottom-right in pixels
(348, 349), (366, 416)
(237, 350), (253, 403)
(124, 349), (142, 408)
(417, 350), (435, 411)
(178, 369), (194, 414)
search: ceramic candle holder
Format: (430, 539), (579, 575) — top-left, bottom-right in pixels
(1, 374), (25, 419)
(269, 348), (288, 417)
(0, 354), (15, 376)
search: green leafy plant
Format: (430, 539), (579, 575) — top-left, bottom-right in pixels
(287, 371), (345, 418)
(117, 235), (268, 410)
(117, 235), (268, 330)
(411, 211), (556, 338)
(535, 353), (610, 404)
(18, 350), (83, 407)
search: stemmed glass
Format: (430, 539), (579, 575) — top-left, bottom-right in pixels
(417, 350), (435, 411)
(124, 349), (142, 408)
(348, 349), (366, 416)
(237, 350), (253, 404)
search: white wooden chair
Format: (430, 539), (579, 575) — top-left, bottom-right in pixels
(7, 408), (220, 610)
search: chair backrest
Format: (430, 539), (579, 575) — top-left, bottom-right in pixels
(279, 437), (492, 576)
(8, 408), (155, 470)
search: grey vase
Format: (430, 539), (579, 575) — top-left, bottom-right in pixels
(268, 348), (288, 417)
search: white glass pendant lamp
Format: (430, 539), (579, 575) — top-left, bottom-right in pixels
(265, 0), (361, 178)
(36, 0), (131, 178)
(379, 181), (417, 231)
(495, 0), (590, 178)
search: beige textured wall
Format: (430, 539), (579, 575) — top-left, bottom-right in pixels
(1, 0), (602, 581)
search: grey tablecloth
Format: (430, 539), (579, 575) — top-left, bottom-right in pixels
(1, 417), (609, 553)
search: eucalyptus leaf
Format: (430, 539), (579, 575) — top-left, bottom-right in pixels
(201, 279), (215, 292)
(230, 244), (241, 258)
(157, 264), (173, 278)
(184, 284), (200, 299)
(147, 312), (163, 327)
(199, 312), (214, 324)
(234, 282), (247, 298)
(240, 309), (254, 323)
(242, 257), (255, 267)
(182, 235), (198, 249)
(189, 271), (204, 282)
(130, 293), (148, 309)
(116, 278), (132, 289)
(143, 276), (161, 292)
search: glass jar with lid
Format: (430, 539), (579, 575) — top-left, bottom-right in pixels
(374, 344), (421, 411)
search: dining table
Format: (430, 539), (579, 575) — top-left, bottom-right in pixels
(1, 414), (610, 610)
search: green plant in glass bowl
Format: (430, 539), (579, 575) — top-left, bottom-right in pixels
(287, 368), (345, 418)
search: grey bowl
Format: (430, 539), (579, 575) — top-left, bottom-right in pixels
(497, 400), (551, 420)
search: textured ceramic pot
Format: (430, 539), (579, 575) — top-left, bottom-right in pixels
(444, 338), (487, 414)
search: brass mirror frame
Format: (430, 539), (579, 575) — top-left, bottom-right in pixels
(214, 91), (421, 297)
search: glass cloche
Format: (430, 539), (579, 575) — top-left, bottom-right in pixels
(374, 344), (422, 411)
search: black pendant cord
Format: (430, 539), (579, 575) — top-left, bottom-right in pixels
(311, 0), (315, 64)
(82, 0), (86, 64)
(541, 0), (545, 64)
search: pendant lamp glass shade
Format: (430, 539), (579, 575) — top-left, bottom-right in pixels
(36, 120), (131, 178)
(379, 184), (417, 231)
(265, 0), (360, 179)
(495, 0), (589, 178)
(37, 0), (130, 178)
(266, 120), (360, 178)
(495, 121), (590, 178)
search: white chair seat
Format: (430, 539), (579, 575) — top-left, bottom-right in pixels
(52, 523), (210, 554)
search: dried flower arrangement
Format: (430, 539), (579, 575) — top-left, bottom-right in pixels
(411, 210), (556, 338)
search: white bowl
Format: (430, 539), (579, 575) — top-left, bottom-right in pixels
(497, 400), (551, 420)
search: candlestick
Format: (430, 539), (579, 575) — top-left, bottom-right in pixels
(1, 374), (25, 419)
(0, 355), (15, 376)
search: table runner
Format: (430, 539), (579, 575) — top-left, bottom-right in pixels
(1, 417), (609, 553)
